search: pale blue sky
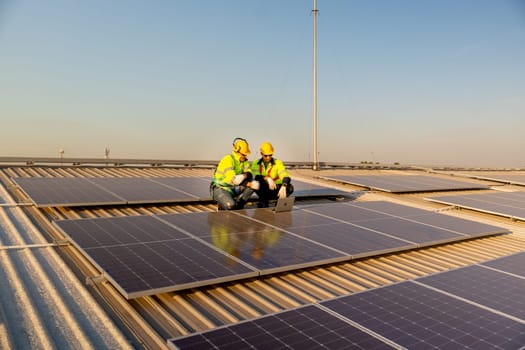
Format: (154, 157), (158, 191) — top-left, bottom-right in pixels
(1, 0), (524, 167)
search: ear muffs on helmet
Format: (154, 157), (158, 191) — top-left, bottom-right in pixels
(232, 137), (246, 153)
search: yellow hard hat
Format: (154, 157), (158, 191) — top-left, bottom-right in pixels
(233, 138), (250, 156)
(260, 142), (274, 156)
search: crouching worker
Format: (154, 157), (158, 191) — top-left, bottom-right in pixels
(251, 142), (294, 208)
(211, 138), (260, 210)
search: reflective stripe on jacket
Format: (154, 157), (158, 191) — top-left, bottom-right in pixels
(213, 152), (251, 189)
(251, 158), (290, 185)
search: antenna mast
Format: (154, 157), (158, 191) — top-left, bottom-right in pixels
(312, 0), (319, 170)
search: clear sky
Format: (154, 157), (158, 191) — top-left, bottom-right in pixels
(1, 1), (524, 167)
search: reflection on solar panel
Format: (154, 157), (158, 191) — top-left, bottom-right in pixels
(54, 201), (509, 298)
(418, 265), (525, 320)
(426, 191), (525, 221)
(481, 251), (525, 278)
(170, 255), (525, 349)
(159, 212), (347, 275)
(319, 174), (489, 193)
(169, 304), (395, 350)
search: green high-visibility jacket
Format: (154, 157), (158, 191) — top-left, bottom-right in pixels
(212, 152), (251, 190)
(251, 158), (290, 185)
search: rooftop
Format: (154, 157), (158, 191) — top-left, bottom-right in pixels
(1, 160), (524, 349)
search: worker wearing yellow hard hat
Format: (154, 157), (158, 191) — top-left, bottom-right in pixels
(211, 138), (260, 210)
(251, 141), (294, 208)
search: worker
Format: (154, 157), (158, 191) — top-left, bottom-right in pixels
(251, 141), (293, 208)
(211, 137), (260, 210)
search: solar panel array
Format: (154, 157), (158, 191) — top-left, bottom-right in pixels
(319, 174), (489, 193)
(54, 201), (509, 299)
(169, 252), (525, 349)
(13, 177), (211, 207)
(13, 177), (346, 207)
(426, 191), (525, 221)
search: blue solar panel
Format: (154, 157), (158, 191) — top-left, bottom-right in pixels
(427, 191), (525, 221)
(321, 281), (525, 349)
(320, 175), (489, 193)
(12, 177), (125, 207)
(418, 265), (525, 320)
(169, 305), (395, 350)
(481, 252), (525, 278)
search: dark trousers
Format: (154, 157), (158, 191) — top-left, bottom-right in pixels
(254, 175), (294, 205)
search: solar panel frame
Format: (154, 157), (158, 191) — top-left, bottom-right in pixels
(319, 174), (489, 193)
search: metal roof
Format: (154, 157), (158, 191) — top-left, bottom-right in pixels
(1, 165), (524, 349)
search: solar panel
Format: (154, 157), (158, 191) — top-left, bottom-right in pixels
(54, 216), (258, 298)
(481, 252), (525, 278)
(168, 304), (396, 350)
(417, 265), (525, 320)
(426, 191), (525, 221)
(321, 281), (525, 349)
(158, 212), (346, 274)
(304, 202), (508, 245)
(319, 174), (489, 193)
(88, 178), (195, 204)
(12, 177), (126, 207)
(291, 179), (348, 198)
(150, 177), (212, 199)
(463, 173), (525, 186)
(284, 223), (413, 258)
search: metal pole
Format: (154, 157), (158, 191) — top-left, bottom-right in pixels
(312, 0), (319, 171)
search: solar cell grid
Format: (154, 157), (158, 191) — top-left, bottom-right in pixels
(150, 177), (212, 199)
(426, 191), (525, 221)
(85, 239), (257, 298)
(481, 252), (525, 278)
(417, 265), (525, 321)
(157, 211), (270, 238)
(284, 222), (413, 257)
(169, 305), (395, 350)
(320, 281), (525, 349)
(320, 174), (488, 193)
(55, 215), (189, 248)
(12, 177), (126, 207)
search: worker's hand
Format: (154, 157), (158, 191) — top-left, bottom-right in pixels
(249, 180), (260, 190)
(278, 185), (287, 198)
(266, 177), (276, 190)
(232, 174), (245, 185)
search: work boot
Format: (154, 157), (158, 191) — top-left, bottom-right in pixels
(235, 199), (246, 210)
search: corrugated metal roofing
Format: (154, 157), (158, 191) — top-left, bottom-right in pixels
(1, 165), (524, 349)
